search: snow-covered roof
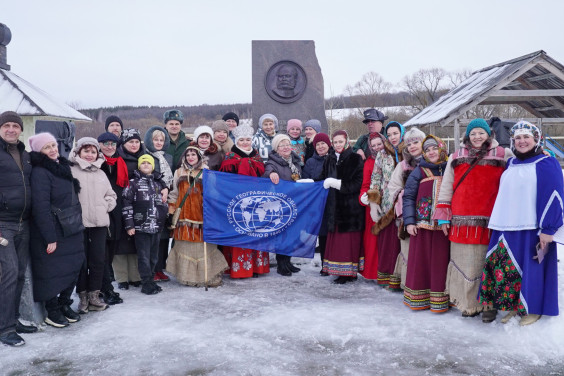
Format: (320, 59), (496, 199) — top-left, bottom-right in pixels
(404, 50), (564, 127)
(0, 69), (91, 121)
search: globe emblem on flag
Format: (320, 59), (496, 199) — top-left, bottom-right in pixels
(231, 195), (295, 234)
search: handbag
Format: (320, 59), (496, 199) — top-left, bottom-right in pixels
(52, 182), (85, 237)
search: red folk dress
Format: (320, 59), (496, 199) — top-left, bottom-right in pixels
(219, 146), (270, 278)
(359, 155), (378, 279)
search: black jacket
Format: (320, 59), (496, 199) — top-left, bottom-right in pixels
(0, 138), (32, 222)
(101, 154), (125, 241)
(29, 152), (84, 302)
(321, 148), (364, 233)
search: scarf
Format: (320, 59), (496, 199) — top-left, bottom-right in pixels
(283, 155), (300, 177)
(104, 155), (129, 187)
(151, 150), (173, 187)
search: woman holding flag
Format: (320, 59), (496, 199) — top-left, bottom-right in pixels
(165, 146), (228, 287)
(219, 125), (270, 278)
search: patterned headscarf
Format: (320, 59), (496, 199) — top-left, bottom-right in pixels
(422, 135), (448, 164)
(510, 120), (541, 151)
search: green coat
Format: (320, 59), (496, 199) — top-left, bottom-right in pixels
(166, 130), (190, 173)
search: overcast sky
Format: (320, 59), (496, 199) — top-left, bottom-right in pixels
(3, 0), (564, 109)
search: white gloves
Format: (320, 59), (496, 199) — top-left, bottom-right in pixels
(323, 178), (342, 190)
(360, 192), (369, 205)
(369, 202), (382, 222)
(296, 179), (314, 183)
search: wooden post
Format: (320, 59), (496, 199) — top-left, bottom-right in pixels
(453, 118), (461, 152)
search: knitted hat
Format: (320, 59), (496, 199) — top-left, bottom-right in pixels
(28, 132), (57, 152)
(466, 118), (491, 136)
(312, 133), (330, 148)
(211, 120), (229, 133)
(0, 111), (23, 130)
(193, 125), (214, 141)
(271, 134), (292, 152)
(287, 119), (303, 131)
(121, 128), (141, 144)
(259, 113), (279, 130)
(222, 112), (239, 125)
(163, 109), (184, 124)
(304, 119), (322, 133)
(232, 124), (254, 143)
(138, 154), (155, 170)
(97, 132), (119, 144)
(104, 115), (123, 132)
(332, 130), (348, 140)
(75, 137), (100, 152)
(403, 127), (426, 143)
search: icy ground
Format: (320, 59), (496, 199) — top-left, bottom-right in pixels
(2, 253), (564, 376)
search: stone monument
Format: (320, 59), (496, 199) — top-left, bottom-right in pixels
(252, 40), (328, 133)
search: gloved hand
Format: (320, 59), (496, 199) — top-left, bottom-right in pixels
(323, 178), (342, 190)
(296, 179), (314, 183)
(360, 192), (369, 205)
(369, 202), (382, 222)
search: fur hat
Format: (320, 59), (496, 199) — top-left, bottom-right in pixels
(211, 120), (229, 133)
(121, 128), (141, 144)
(97, 132), (119, 144)
(222, 112), (239, 125)
(287, 119), (303, 131)
(163, 109), (184, 124)
(403, 127), (426, 143)
(193, 125), (214, 141)
(304, 119), (322, 133)
(232, 124), (254, 143)
(28, 132), (57, 152)
(466, 118), (491, 136)
(0, 111), (23, 130)
(271, 134), (291, 152)
(312, 133), (330, 148)
(104, 115), (123, 132)
(138, 154), (155, 170)
(259, 113), (279, 131)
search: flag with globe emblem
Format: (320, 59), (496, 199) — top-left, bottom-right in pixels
(202, 170), (329, 257)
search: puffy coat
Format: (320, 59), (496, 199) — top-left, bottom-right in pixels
(263, 151), (302, 182)
(252, 129), (277, 163)
(29, 152), (84, 302)
(302, 152), (327, 180)
(0, 138), (32, 222)
(70, 154), (117, 228)
(321, 147), (365, 233)
(122, 170), (168, 234)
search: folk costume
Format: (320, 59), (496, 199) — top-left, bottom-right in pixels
(402, 135), (450, 313)
(358, 132), (385, 280)
(479, 121), (562, 320)
(368, 121), (405, 290)
(434, 118), (510, 316)
(166, 147), (228, 287)
(385, 127), (426, 289)
(321, 131), (365, 281)
(219, 125), (270, 278)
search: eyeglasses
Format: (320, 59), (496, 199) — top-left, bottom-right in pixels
(101, 142), (117, 147)
(278, 143), (292, 149)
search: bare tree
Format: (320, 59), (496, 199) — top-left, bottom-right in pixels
(402, 68), (449, 112)
(345, 72), (392, 116)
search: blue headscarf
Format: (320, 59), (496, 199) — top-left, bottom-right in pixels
(384, 121), (405, 163)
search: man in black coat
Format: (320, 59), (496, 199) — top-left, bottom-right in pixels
(0, 111), (35, 347)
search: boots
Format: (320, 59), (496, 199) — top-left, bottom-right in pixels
(519, 314), (541, 326)
(501, 310), (518, 324)
(101, 290), (123, 305)
(88, 291), (109, 311)
(285, 258), (300, 273)
(78, 291), (89, 314)
(141, 281), (159, 295)
(481, 309), (497, 323)
(276, 254), (292, 276)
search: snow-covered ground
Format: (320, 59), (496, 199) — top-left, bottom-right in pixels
(2, 252), (564, 376)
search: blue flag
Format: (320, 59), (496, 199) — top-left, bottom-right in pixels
(202, 170), (328, 258)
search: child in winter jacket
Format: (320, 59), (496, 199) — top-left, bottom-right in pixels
(122, 154), (168, 295)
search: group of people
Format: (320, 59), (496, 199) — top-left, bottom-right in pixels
(0, 106), (561, 347)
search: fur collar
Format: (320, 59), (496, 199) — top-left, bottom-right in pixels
(382, 139), (405, 163)
(30, 151), (81, 192)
